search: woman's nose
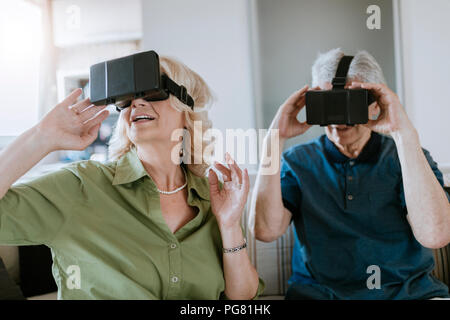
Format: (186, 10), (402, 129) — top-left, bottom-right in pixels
(131, 100), (146, 108)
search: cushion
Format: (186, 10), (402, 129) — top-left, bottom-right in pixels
(432, 245), (450, 286)
(0, 246), (20, 284)
(19, 245), (57, 298)
(0, 257), (24, 300)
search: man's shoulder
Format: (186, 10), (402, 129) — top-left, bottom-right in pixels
(283, 135), (326, 161)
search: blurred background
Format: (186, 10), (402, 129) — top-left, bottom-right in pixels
(0, 0), (448, 184)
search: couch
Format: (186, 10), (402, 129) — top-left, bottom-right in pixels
(1, 187), (449, 300)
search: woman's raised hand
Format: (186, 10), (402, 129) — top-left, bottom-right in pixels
(208, 153), (250, 231)
(36, 89), (109, 152)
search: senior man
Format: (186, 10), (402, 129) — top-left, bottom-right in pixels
(250, 48), (450, 299)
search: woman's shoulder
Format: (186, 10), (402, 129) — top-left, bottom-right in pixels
(61, 158), (118, 184)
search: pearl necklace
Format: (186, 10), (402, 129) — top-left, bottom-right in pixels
(155, 167), (187, 195)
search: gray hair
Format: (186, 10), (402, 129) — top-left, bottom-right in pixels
(311, 48), (386, 87)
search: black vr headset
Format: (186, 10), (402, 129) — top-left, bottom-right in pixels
(89, 50), (194, 112)
(305, 55), (376, 126)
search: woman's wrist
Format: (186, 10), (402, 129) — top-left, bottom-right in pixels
(219, 223), (245, 249)
(32, 123), (58, 153)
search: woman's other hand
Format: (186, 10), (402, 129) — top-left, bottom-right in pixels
(35, 89), (109, 152)
(208, 153), (250, 231)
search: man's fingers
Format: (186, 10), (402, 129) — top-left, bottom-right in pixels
(292, 120), (312, 136)
(59, 88), (83, 108)
(283, 85), (309, 109)
(351, 82), (386, 100)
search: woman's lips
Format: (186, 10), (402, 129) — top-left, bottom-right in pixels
(131, 119), (155, 125)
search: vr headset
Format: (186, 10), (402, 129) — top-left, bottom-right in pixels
(305, 55), (376, 126)
(89, 50), (194, 112)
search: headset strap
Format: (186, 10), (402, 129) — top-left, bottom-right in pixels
(332, 55), (354, 89)
(162, 75), (195, 108)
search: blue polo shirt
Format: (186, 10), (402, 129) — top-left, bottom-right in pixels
(281, 132), (450, 299)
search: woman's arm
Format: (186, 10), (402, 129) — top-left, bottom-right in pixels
(0, 89), (109, 246)
(208, 153), (260, 299)
(0, 125), (51, 199)
(0, 89), (108, 200)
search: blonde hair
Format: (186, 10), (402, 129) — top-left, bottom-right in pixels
(108, 55), (214, 177)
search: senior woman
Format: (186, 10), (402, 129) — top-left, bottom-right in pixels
(0, 56), (263, 299)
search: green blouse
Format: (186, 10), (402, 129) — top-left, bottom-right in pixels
(0, 147), (264, 299)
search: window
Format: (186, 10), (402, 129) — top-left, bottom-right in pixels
(0, 0), (42, 138)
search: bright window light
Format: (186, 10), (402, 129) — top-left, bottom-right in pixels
(0, 0), (43, 137)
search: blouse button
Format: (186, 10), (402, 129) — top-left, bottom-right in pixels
(347, 194), (354, 201)
(170, 243), (177, 249)
(171, 276), (179, 283)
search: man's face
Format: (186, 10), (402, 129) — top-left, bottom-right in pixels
(319, 80), (378, 146)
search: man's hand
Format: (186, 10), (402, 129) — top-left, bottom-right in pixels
(349, 82), (415, 137)
(270, 85), (313, 143)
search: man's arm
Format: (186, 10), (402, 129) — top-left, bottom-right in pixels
(249, 134), (293, 242)
(393, 130), (450, 248)
(249, 85), (311, 242)
(350, 82), (450, 249)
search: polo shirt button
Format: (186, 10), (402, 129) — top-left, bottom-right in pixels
(347, 195), (354, 201)
(348, 176), (353, 181)
(349, 161), (355, 166)
(170, 243), (177, 249)
(171, 276), (179, 283)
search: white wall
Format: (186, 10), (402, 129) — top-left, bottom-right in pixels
(0, 1), (41, 138)
(398, 0), (450, 171)
(141, 0), (255, 133)
(253, 0), (397, 150)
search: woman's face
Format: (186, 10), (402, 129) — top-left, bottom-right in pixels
(122, 98), (185, 146)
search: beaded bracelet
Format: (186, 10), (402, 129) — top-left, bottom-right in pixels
(223, 240), (247, 253)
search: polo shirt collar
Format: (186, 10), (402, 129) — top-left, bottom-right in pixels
(323, 131), (381, 163)
(112, 147), (148, 185)
(112, 147), (210, 200)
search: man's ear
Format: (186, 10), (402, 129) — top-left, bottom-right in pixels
(368, 102), (380, 120)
